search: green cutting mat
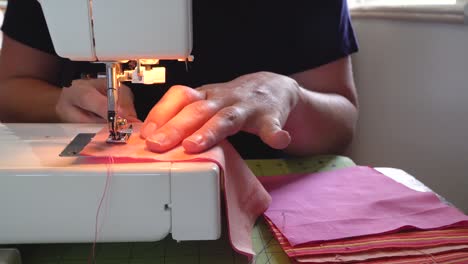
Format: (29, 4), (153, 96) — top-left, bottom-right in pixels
(12, 155), (355, 264)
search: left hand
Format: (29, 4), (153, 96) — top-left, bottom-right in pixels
(55, 79), (139, 123)
(140, 71), (301, 153)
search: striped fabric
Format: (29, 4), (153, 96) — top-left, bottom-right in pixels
(298, 251), (468, 264)
(265, 217), (468, 263)
(296, 245), (468, 263)
(296, 245), (468, 264)
(362, 251), (468, 264)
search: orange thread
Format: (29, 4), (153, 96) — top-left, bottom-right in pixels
(88, 156), (114, 264)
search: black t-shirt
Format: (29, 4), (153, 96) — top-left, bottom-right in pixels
(2, 0), (358, 159)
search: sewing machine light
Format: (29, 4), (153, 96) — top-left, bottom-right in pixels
(127, 64), (166, 85)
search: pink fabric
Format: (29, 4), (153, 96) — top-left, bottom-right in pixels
(259, 166), (468, 246)
(80, 123), (271, 258)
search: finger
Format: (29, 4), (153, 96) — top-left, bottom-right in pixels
(73, 87), (108, 120)
(79, 110), (107, 123)
(88, 78), (108, 95)
(141, 85), (205, 138)
(257, 116), (291, 150)
(118, 84), (135, 103)
(117, 105), (139, 121)
(145, 100), (223, 152)
(59, 104), (106, 123)
(182, 106), (247, 153)
(117, 106), (140, 122)
(126, 116), (141, 123)
(114, 84), (139, 121)
(117, 100), (138, 120)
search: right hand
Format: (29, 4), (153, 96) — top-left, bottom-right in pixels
(56, 79), (139, 123)
(141, 72), (299, 153)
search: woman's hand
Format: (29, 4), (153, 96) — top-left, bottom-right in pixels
(56, 79), (139, 123)
(141, 72), (301, 153)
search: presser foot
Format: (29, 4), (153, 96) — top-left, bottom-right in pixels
(106, 122), (133, 144)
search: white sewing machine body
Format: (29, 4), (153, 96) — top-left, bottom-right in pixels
(0, 123), (221, 244)
(0, 0), (223, 244)
(38, 0), (192, 61)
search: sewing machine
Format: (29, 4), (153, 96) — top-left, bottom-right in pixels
(0, 0), (222, 244)
(40, 0), (194, 142)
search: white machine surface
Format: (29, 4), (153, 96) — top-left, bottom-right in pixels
(38, 0), (192, 61)
(0, 123), (221, 244)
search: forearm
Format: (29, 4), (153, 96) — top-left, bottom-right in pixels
(0, 78), (61, 122)
(284, 86), (358, 156)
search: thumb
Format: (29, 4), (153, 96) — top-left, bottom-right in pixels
(258, 117), (291, 150)
(87, 78), (108, 95)
(117, 105), (140, 122)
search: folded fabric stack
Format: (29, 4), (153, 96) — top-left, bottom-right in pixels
(259, 166), (468, 264)
(266, 218), (468, 263)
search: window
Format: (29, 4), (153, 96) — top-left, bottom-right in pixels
(348, 0), (457, 7)
(348, 0), (467, 23)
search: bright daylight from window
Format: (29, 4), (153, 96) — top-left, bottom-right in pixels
(348, 0), (457, 7)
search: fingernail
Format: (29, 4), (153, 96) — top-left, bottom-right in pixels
(141, 122), (157, 138)
(184, 134), (204, 150)
(149, 133), (167, 146)
(188, 134), (204, 145)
